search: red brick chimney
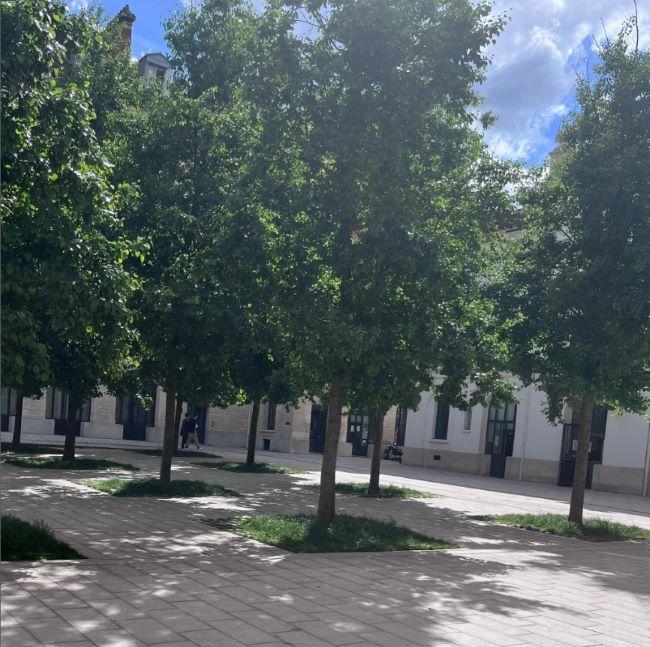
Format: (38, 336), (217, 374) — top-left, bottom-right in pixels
(116, 5), (136, 51)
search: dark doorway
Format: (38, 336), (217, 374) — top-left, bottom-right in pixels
(558, 405), (607, 488)
(46, 389), (89, 436)
(485, 402), (517, 478)
(394, 405), (408, 446)
(347, 412), (368, 456)
(116, 390), (156, 441)
(187, 404), (207, 444)
(309, 404), (327, 453)
(1, 387), (17, 432)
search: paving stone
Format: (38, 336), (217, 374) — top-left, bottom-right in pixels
(2, 445), (649, 647)
(1, 626), (40, 647)
(83, 629), (147, 647)
(181, 629), (248, 646)
(17, 617), (87, 644)
(116, 618), (184, 645)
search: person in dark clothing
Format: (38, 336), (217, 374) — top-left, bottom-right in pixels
(179, 412), (195, 449)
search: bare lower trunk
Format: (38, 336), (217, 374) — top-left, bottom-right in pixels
(62, 399), (80, 461)
(173, 396), (183, 454)
(246, 398), (261, 465)
(568, 395), (594, 526)
(368, 410), (385, 496)
(160, 384), (177, 483)
(316, 379), (345, 527)
(11, 394), (24, 451)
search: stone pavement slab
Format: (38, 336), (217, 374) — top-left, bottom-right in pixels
(1, 445), (649, 646)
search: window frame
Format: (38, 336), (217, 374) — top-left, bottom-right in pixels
(433, 400), (450, 440)
(266, 401), (276, 431)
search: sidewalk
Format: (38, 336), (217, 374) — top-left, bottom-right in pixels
(2, 444), (649, 646)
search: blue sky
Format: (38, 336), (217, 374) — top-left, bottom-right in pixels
(75, 1), (648, 168)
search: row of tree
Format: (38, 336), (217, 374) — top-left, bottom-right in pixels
(2, 0), (648, 527)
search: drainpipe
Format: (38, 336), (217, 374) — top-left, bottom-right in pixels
(643, 420), (650, 497)
(518, 386), (532, 481)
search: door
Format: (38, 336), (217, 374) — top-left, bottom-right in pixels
(347, 412), (368, 456)
(116, 392), (155, 441)
(394, 405), (407, 446)
(485, 402), (517, 478)
(309, 405), (327, 453)
(558, 406), (607, 488)
(47, 389), (88, 436)
(1, 387), (16, 432)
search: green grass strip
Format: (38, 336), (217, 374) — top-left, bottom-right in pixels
(4, 456), (139, 471)
(193, 461), (307, 474)
(1, 443), (65, 455)
(206, 514), (455, 553)
(334, 482), (435, 499)
(489, 513), (650, 541)
(76, 477), (239, 498)
(1, 515), (84, 561)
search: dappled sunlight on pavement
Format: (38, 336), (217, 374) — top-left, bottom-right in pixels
(2, 445), (649, 646)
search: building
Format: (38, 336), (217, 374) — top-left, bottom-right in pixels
(402, 385), (650, 496)
(1, 383), (401, 460)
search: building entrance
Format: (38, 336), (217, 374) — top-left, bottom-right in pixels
(347, 412), (368, 456)
(116, 390), (156, 441)
(309, 405), (327, 453)
(485, 402), (517, 478)
(558, 405), (607, 488)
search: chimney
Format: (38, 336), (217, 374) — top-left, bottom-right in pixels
(116, 5), (136, 51)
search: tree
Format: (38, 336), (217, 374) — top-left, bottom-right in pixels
(165, 0), (513, 525)
(1, 0), (135, 459)
(113, 76), (280, 481)
(276, 0), (511, 525)
(499, 20), (649, 525)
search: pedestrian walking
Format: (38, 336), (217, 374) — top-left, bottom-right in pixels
(179, 412), (194, 449)
(185, 412), (200, 449)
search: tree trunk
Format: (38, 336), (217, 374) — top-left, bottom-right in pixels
(568, 395), (594, 526)
(11, 393), (24, 452)
(316, 378), (345, 527)
(368, 410), (385, 497)
(62, 398), (80, 461)
(246, 398), (261, 465)
(160, 384), (177, 483)
(173, 396), (183, 454)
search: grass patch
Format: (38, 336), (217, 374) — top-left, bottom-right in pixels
(488, 513), (650, 541)
(1, 515), (84, 561)
(1, 443), (63, 455)
(334, 482), (434, 499)
(3, 456), (139, 471)
(76, 477), (239, 498)
(206, 514), (455, 553)
(130, 448), (220, 458)
(193, 461), (307, 474)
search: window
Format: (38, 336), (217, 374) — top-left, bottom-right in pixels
(266, 401), (276, 430)
(463, 407), (473, 431)
(45, 389), (90, 421)
(1, 387), (17, 417)
(433, 400), (450, 440)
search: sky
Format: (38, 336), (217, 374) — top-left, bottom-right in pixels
(72, 0), (649, 167)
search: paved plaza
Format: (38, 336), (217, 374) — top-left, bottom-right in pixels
(2, 439), (650, 647)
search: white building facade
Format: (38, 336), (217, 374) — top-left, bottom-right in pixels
(402, 385), (650, 496)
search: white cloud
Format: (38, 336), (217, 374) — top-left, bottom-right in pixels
(481, 0), (650, 164)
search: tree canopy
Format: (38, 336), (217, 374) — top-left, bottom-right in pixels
(1, 0), (136, 460)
